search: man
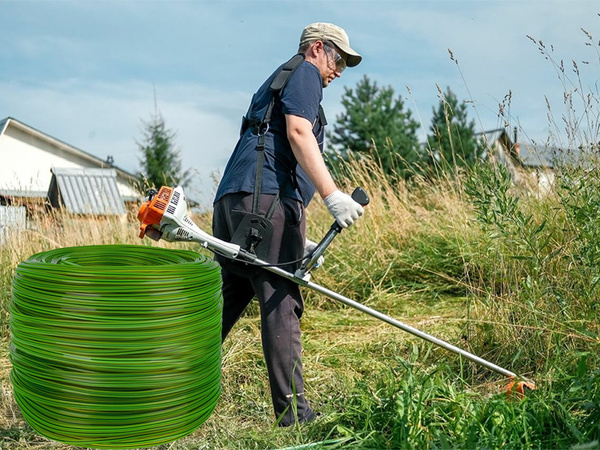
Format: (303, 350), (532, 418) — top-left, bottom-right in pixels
(212, 22), (364, 426)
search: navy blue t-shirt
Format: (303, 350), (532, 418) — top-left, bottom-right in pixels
(214, 60), (325, 207)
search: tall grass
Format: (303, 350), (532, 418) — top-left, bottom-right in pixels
(310, 155), (472, 308)
(324, 351), (598, 449)
(2, 152), (600, 448)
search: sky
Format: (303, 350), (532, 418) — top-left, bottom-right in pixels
(1, 0), (599, 206)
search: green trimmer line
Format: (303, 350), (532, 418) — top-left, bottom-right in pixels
(138, 185), (536, 397)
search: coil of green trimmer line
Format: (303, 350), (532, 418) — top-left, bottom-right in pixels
(9, 244), (223, 449)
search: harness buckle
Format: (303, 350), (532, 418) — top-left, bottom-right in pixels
(257, 123), (270, 136)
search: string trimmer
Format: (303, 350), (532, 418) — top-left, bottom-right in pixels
(137, 185), (535, 396)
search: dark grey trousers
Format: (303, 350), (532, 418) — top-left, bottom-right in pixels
(212, 192), (315, 426)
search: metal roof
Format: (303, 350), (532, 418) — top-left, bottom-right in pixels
(518, 143), (581, 168)
(475, 128), (508, 147)
(519, 144), (554, 167)
(48, 168), (126, 215)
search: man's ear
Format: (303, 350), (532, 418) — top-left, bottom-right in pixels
(307, 40), (324, 58)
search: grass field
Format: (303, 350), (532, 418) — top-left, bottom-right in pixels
(0, 289), (470, 450)
(1, 154), (599, 449)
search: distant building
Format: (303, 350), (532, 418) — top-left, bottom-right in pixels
(0, 117), (142, 241)
(477, 127), (578, 193)
(0, 116), (140, 210)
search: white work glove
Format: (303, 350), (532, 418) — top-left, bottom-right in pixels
(303, 238), (324, 270)
(324, 190), (364, 228)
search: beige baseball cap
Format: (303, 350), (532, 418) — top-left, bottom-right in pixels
(300, 22), (362, 67)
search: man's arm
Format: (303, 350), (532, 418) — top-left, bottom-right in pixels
(285, 113), (336, 200)
(286, 113), (363, 228)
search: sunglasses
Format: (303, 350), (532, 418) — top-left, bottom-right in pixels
(323, 42), (347, 73)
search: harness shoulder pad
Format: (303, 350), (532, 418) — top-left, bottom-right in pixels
(269, 53), (305, 93)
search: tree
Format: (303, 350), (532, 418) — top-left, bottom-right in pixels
(427, 86), (483, 170)
(327, 75), (422, 179)
(137, 112), (191, 192)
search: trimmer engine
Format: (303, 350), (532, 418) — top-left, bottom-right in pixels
(137, 186), (240, 259)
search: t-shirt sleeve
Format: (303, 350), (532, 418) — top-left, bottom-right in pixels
(279, 63), (322, 122)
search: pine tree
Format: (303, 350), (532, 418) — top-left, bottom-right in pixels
(137, 112), (190, 192)
(427, 86), (483, 170)
(327, 75), (422, 179)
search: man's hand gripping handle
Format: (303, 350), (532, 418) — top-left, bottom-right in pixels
(300, 187), (369, 278)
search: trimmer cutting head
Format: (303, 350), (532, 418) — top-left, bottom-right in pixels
(505, 379), (536, 400)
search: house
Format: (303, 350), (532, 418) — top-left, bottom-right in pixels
(511, 142), (560, 192)
(477, 127), (576, 193)
(476, 128), (519, 177)
(0, 116), (140, 209)
(0, 117), (142, 241)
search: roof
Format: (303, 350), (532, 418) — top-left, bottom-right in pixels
(48, 168), (126, 215)
(0, 116), (139, 184)
(0, 189), (47, 199)
(0, 117), (8, 135)
(518, 143), (581, 168)
(475, 128), (510, 147)
(474, 128), (578, 169)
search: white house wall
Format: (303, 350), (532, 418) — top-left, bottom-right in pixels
(0, 205), (26, 244)
(0, 123), (138, 198)
(1, 125), (86, 192)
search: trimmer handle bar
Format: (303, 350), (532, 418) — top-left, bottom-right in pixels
(137, 185), (535, 389)
(300, 187), (370, 277)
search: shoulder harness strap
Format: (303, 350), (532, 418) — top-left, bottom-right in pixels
(260, 53), (306, 131)
(253, 53), (305, 215)
(270, 53), (306, 93)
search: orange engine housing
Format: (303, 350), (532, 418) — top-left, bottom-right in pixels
(137, 186), (174, 238)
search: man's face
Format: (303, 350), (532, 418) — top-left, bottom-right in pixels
(316, 41), (346, 87)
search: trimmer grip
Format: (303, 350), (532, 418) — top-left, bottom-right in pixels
(300, 187), (369, 276)
(351, 187), (370, 206)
